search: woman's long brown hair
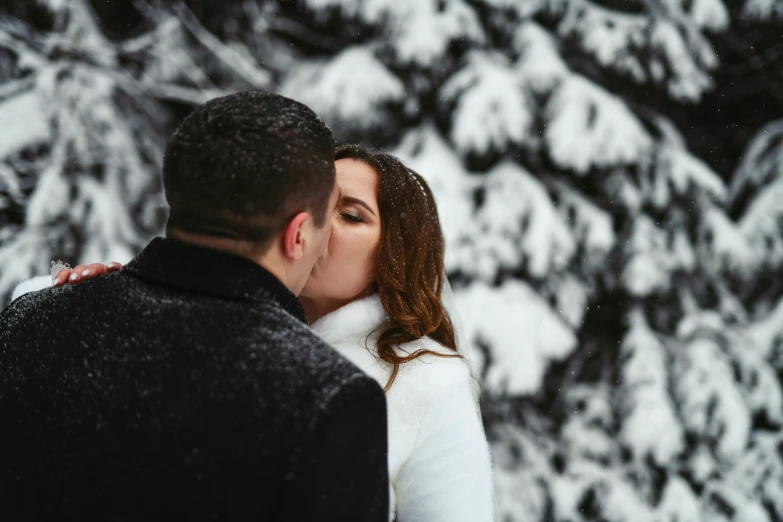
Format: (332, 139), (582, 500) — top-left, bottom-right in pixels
(334, 144), (460, 392)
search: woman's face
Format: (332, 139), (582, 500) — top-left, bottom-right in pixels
(300, 158), (382, 302)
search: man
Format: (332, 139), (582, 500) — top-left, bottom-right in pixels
(0, 91), (389, 521)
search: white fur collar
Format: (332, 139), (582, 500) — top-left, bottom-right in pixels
(310, 294), (387, 344)
(11, 275), (53, 302)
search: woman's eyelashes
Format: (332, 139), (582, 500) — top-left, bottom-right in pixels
(340, 211), (365, 224)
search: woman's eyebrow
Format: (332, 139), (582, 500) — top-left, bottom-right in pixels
(341, 195), (376, 217)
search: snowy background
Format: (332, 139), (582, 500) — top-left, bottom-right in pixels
(2, 0), (783, 520)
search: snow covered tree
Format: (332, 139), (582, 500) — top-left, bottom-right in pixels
(275, 0), (783, 520)
(728, 119), (783, 309)
(0, 0), (277, 303)
(0, 0), (173, 300)
(3, 0), (783, 520)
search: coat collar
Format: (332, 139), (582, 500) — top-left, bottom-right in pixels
(310, 294), (388, 344)
(124, 237), (306, 323)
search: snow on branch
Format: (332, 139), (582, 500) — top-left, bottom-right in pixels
(301, 0), (485, 64)
(464, 161), (575, 280)
(656, 476), (701, 522)
(721, 330), (783, 428)
(0, 12), (167, 301)
(392, 125), (475, 267)
(0, 25), (47, 71)
(541, 272), (591, 329)
(479, 0), (545, 18)
(0, 90), (50, 158)
(554, 0), (719, 101)
(441, 51), (534, 157)
(55, 0), (116, 68)
(171, 1), (271, 88)
(729, 119), (783, 209)
(724, 432), (783, 520)
(0, 76), (36, 102)
(738, 177), (783, 272)
(559, 384), (616, 462)
(558, 0), (649, 83)
(23, 143), (69, 228)
(384, 0), (485, 66)
(280, 45), (404, 130)
(552, 436), (658, 521)
(698, 207), (758, 278)
(455, 280), (577, 395)
(659, 147), (727, 204)
(699, 483), (772, 521)
(618, 308), (684, 465)
(142, 82), (223, 106)
(492, 423), (553, 522)
(551, 179), (616, 270)
(301, 0), (365, 20)
(513, 22), (569, 94)
(674, 315), (752, 465)
(647, 18), (717, 101)
(622, 215), (675, 296)
(544, 75), (653, 174)
(646, 116), (727, 205)
(742, 0), (783, 20)
(119, 17), (180, 54)
(687, 0), (730, 30)
(649, 0), (729, 31)
(604, 168), (644, 211)
(742, 293), (783, 360)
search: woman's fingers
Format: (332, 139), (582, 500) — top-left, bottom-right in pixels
(82, 263), (110, 279)
(65, 265), (89, 284)
(53, 269), (74, 286)
(54, 262), (123, 286)
(62, 263), (106, 284)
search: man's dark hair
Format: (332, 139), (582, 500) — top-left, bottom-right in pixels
(162, 90), (336, 248)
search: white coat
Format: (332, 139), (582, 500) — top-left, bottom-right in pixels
(311, 294), (495, 522)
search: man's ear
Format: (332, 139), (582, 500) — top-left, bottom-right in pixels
(282, 212), (310, 261)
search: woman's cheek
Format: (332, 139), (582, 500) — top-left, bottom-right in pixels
(337, 229), (370, 294)
(353, 231), (380, 292)
(325, 227), (352, 286)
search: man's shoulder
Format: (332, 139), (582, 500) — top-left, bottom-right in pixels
(2, 282), (66, 330)
(252, 300), (372, 383)
(227, 302), (383, 428)
(0, 273), (138, 360)
(3, 272), (131, 323)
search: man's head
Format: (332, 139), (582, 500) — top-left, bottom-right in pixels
(162, 90), (338, 294)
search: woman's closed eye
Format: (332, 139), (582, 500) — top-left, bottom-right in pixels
(341, 211), (365, 224)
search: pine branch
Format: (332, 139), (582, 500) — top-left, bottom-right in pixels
(0, 16), (43, 52)
(120, 7), (219, 94)
(242, 0), (267, 58)
(118, 17), (179, 54)
(175, 48), (221, 93)
(0, 26), (46, 70)
(142, 82), (224, 106)
(171, 1), (271, 88)
(102, 69), (170, 127)
(266, 17), (343, 53)
(0, 76), (35, 102)
(0, 164), (23, 202)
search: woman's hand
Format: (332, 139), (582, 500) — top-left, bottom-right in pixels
(53, 262), (123, 287)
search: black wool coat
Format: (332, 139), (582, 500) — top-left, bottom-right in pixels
(0, 237), (389, 521)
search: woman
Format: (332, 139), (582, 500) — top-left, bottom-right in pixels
(17, 145), (495, 522)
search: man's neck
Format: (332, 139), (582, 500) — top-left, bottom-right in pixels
(165, 229), (292, 293)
